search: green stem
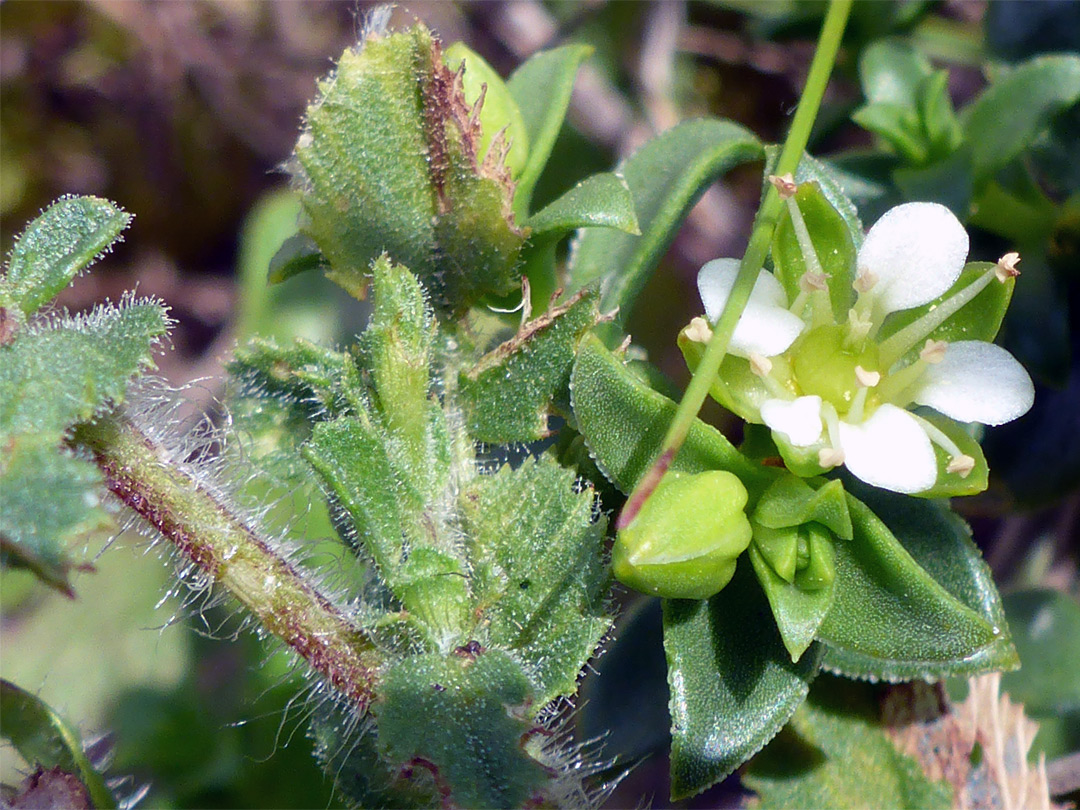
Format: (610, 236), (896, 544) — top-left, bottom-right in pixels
(74, 413), (381, 711)
(617, 0), (852, 529)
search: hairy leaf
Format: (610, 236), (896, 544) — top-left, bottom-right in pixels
(524, 172), (639, 239)
(460, 286), (600, 442)
(2, 196), (131, 318)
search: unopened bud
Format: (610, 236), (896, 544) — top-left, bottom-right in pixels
(613, 471), (752, 600)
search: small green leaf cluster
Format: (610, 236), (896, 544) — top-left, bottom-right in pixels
(1, 196), (168, 595)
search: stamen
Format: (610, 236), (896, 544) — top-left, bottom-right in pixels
(749, 352), (773, 377)
(768, 173), (798, 199)
(819, 447), (845, 468)
(995, 252), (1021, 282)
(854, 365), (881, 388)
(799, 271), (829, 292)
(684, 316), (713, 343)
(853, 268), (877, 294)
(874, 358), (928, 406)
(784, 196), (833, 326)
(748, 352), (792, 399)
(877, 266), (1000, 368)
(820, 401), (843, 457)
(946, 455), (976, 477)
(920, 339), (947, 364)
(908, 411), (974, 478)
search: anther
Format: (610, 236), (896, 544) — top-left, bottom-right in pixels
(684, 316), (713, 343)
(853, 268), (878, 293)
(799, 270), (829, 292)
(818, 447), (845, 468)
(946, 454), (976, 478)
(854, 366), (880, 388)
(749, 352), (773, 377)
(920, 339), (947, 364)
(768, 173), (798, 200)
(995, 252), (1021, 283)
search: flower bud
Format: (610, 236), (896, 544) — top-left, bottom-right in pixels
(613, 471), (752, 600)
(443, 42), (529, 178)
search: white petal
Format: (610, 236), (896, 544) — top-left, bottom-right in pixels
(911, 340), (1034, 425)
(761, 396), (824, 447)
(857, 202), (968, 314)
(697, 259), (804, 357)
(838, 404), (937, 493)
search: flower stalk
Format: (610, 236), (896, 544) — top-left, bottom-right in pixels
(618, 0), (852, 529)
(74, 413), (381, 710)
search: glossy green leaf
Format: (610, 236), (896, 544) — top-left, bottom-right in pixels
(376, 650), (547, 809)
(878, 262), (1015, 360)
(523, 172), (639, 238)
(507, 43), (594, 217)
(293, 25), (523, 314)
(462, 455), (610, 705)
(918, 69), (962, 159)
(963, 54), (1080, 180)
(2, 196), (131, 318)
(750, 540), (834, 663)
(819, 485), (1016, 681)
(751, 476), (852, 541)
(744, 676), (953, 809)
(852, 104), (927, 164)
(460, 287), (600, 443)
(570, 334), (768, 494)
(569, 119), (762, 323)
(663, 563), (822, 799)
(1, 679), (117, 809)
(771, 181), (857, 322)
(0, 300), (170, 440)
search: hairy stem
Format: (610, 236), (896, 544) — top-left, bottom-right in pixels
(617, 0), (852, 529)
(75, 413), (381, 711)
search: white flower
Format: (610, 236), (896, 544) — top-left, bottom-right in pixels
(693, 201), (1035, 495)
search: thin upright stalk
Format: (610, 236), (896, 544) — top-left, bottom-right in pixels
(617, 0), (853, 529)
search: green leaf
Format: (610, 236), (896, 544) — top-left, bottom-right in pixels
(963, 54), (1080, 181)
(463, 455), (610, 705)
(293, 26), (524, 315)
(0, 441), (107, 595)
(663, 563), (822, 799)
(852, 103), (928, 164)
(3, 196), (131, 317)
(507, 43), (594, 217)
(878, 262), (1015, 358)
(266, 233), (325, 285)
(858, 39), (931, 108)
(750, 535), (835, 663)
(1, 679), (117, 809)
(744, 676), (953, 809)
(0, 300), (170, 439)
(1000, 588), (1080, 716)
(568, 119), (762, 323)
(523, 172), (639, 238)
(460, 287), (600, 443)
(771, 181), (857, 322)
(918, 69), (962, 158)
(375, 650), (548, 809)
(818, 485), (1016, 681)
(751, 477), (852, 541)
(570, 333), (768, 494)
